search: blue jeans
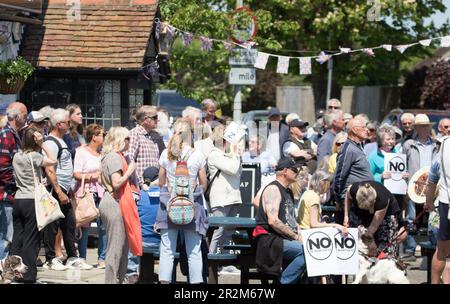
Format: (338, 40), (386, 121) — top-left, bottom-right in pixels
(0, 202), (14, 259)
(96, 205), (107, 261)
(77, 227), (90, 259)
(159, 229), (203, 283)
(280, 239), (306, 284)
(404, 200), (417, 254)
(127, 242), (160, 275)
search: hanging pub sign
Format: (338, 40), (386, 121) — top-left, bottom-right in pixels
(229, 7), (257, 44)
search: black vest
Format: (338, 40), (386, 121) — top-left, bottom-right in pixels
(256, 180), (298, 239)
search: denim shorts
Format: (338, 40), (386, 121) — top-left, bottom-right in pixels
(437, 202), (450, 241)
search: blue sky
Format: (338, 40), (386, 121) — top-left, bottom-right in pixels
(426, 0), (450, 28)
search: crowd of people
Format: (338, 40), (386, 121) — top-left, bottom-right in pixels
(0, 97), (448, 284)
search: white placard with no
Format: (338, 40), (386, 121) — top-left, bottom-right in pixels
(223, 122), (247, 144)
(300, 227), (359, 277)
(384, 153), (407, 194)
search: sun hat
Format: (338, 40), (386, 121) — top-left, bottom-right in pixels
(413, 114), (434, 126)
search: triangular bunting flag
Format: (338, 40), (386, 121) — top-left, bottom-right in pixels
(182, 32), (194, 47)
(201, 37), (213, 52)
(163, 23), (175, 42)
(382, 44), (392, 51)
(316, 51), (331, 64)
(395, 44), (412, 54)
(254, 52), (270, 70)
(362, 48), (375, 57)
(299, 57), (311, 75)
(339, 47), (351, 54)
(276, 56), (289, 74)
(441, 36), (450, 47)
(419, 39), (432, 46)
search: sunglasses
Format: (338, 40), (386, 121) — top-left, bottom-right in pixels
(444, 125), (450, 129)
(125, 137), (130, 141)
(147, 115), (158, 121)
(336, 142), (345, 146)
(288, 167), (299, 174)
(328, 106), (340, 110)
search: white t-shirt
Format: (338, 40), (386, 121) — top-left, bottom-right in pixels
(438, 137), (450, 204)
(159, 146), (206, 188)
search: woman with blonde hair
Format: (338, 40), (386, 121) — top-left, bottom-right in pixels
(156, 118), (208, 284)
(328, 132), (347, 174)
(343, 181), (407, 257)
(298, 170), (347, 234)
(99, 127), (136, 284)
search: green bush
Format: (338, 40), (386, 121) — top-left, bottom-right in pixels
(0, 56), (35, 84)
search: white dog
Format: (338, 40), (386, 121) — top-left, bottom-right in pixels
(0, 255), (28, 284)
(352, 226), (409, 284)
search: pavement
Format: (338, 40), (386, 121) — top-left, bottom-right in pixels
(35, 244), (429, 284)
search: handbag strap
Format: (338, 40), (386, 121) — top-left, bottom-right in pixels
(205, 169), (221, 193)
(28, 153), (39, 187)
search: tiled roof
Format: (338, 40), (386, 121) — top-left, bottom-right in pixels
(21, 0), (158, 69)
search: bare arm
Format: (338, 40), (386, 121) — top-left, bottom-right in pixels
(343, 191), (351, 227)
(44, 166), (68, 204)
(424, 182), (437, 213)
(158, 167), (166, 188)
(310, 205), (348, 234)
(110, 162), (136, 191)
(263, 185), (299, 241)
(40, 144), (57, 167)
(367, 207), (388, 237)
(198, 166), (207, 190)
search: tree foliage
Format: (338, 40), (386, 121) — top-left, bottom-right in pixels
(159, 0), (449, 113)
(420, 60), (450, 109)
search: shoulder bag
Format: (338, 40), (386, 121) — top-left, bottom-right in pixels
(30, 154), (65, 231)
(71, 174), (99, 227)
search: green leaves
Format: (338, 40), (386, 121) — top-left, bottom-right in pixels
(0, 56), (34, 85)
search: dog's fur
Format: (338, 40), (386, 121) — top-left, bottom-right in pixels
(0, 255), (28, 284)
(352, 226), (409, 284)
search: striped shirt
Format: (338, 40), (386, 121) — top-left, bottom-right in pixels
(126, 124), (160, 186)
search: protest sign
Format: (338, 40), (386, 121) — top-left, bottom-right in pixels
(384, 153), (407, 194)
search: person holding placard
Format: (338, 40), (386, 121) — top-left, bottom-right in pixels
(343, 181), (407, 258)
(368, 125), (409, 184)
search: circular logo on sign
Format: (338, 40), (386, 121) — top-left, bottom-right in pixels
(334, 232), (356, 260)
(306, 231), (333, 261)
(229, 7), (257, 44)
(388, 156), (406, 181)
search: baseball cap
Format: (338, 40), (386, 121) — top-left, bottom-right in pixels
(27, 111), (48, 123)
(275, 157), (302, 172)
(143, 166), (159, 185)
(289, 119), (309, 129)
(268, 107), (281, 118)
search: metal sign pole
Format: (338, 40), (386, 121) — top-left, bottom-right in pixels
(233, 0), (244, 122)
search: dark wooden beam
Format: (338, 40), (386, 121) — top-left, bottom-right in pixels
(0, 14), (42, 25)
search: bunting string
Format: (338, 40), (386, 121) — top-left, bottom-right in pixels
(153, 19), (450, 76)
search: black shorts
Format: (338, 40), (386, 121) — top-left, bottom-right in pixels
(437, 202), (450, 241)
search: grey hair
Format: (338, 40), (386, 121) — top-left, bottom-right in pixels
(326, 98), (341, 108)
(309, 170), (331, 194)
(201, 99), (217, 110)
(6, 107), (21, 121)
(50, 108), (69, 128)
(400, 113), (415, 122)
(376, 124), (396, 147)
(324, 110), (343, 127)
(38, 105), (54, 119)
(136, 105), (157, 124)
(182, 106), (201, 118)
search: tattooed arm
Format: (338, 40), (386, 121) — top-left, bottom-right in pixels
(262, 185), (299, 241)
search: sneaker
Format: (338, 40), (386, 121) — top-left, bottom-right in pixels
(97, 259), (106, 269)
(50, 257), (68, 271)
(66, 257), (93, 270)
(219, 266), (241, 276)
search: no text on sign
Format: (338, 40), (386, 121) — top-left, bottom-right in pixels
(229, 67), (256, 85)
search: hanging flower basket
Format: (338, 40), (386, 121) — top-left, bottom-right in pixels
(0, 56), (34, 94)
(0, 77), (26, 94)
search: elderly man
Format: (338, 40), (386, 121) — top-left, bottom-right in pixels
(127, 105), (160, 187)
(327, 98), (342, 111)
(402, 114), (438, 259)
(317, 110), (344, 163)
(437, 118), (450, 139)
(254, 157), (306, 284)
(400, 113), (415, 143)
(266, 107), (290, 163)
(333, 117), (374, 223)
(0, 102), (27, 259)
(283, 119), (317, 173)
